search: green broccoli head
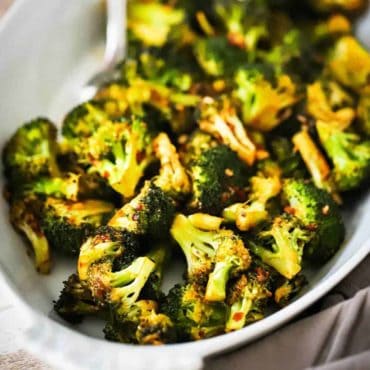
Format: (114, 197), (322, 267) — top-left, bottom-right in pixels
(223, 160), (282, 231)
(205, 234), (251, 302)
(170, 214), (251, 293)
(270, 137), (309, 179)
(105, 300), (176, 345)
(225, 273), (271, 332)
(250, 215), (312, 279)
(3, 118), (60, 189)
(108, 181), (176, 239)
(188, 144), (251, 214)
(62, 101), (113, 140)
(316, 121), (370, 191)
(9, 197), (51, 274)
(282, 179), (345, 263)
(328, 36), (370, 91)
(127, 0), (185, 47)
(162, 282), (227, 341)
(41, 198), (115, 255)
(54, 274), (103, 324)
(83, 117), (154, 198)
(234, 68), (297, 132)
(193, 36), (247, 77)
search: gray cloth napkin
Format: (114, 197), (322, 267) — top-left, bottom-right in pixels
(205, 254), (370, 370)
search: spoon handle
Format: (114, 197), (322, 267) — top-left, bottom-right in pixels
(104, 0), (127, 69)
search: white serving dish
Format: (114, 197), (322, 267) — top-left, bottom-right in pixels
(0, 1), (369, 369)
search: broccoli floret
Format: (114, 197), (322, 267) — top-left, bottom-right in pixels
(250, 215), (312, 279)
(108, 181), (176, 239)
(316, 121), (370, 191)
(292, 129), (341, 203)
(188, 144), (251, 214)
(225, 273), (271, 332)
(358, 87), (370, 136)
(223, 160), (282, 231)
(308, 0), (366, 14)
(205, 233), (251, 302)
(127, 0), (185, 47)
(171, 214), (251, 296)
(214, 0), (268, 51)
(234, 69), (297, 132)
(162, 282), (227, 341)
(328, 36), (370, 91)
(3, 118), (60, 189)
(84, 118), (154, 198)
(109, 256), (156, 313)
(282, 179), (345, 263)
(62, 101), (113, 140)
(197, 97), (257, 165)
(54, 274), (103, 324)
(104, 300), (176, 345)
(306, 81), (355, 130)
(270, 137), (308, 179)
(9, 197), (51, 274)
(274, 274), (307, 307)
(41, 198), (115, 255)
(152, 133), (191, 199)
(193, 37), (247, 77)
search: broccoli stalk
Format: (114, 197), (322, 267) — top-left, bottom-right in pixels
(292, 130), (341, 203)
(225, 274), (271, 332)
(197, 97), (256, 166)
(152, 133), (191, 198)
(358, 87), (370, 136)
(109, 257), (155, 313)
(9, 198), (51, 274)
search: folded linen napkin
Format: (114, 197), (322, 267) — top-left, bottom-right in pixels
(205, 254), (370, 370)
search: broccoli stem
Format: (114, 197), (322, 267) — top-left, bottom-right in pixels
(205, 261), (232, 301)
(226, 296), (253, 332)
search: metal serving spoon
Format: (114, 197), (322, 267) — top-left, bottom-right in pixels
(79, 0), (127, 101)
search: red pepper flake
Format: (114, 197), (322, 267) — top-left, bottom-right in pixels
(132, 213), (140, 221)
(228, 32), (246, 49)
(233, 312), (244, 322)
(307, 223), (318, 231)
(103, 171), (110, 179)
(284, 206), (296, 216)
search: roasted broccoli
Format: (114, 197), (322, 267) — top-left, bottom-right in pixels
(225, 273), (271, 332)
(104, 300), (176, 345)
(223, 160), (282, 231)
(282, 179), (345, 263)
(3, 118), (60, 190)
(108, 181), (176, 239)
(187, 143), (251, 214)
(54, 274), (103, 324)
(328, 36), (370, 91)
(233, 69), (297, 132)
(358, 87), (370, 136)
(249, 215), (312, 279)
(9, 197), (51, 274)
(162, 282), (227, 341)
(41, 198), (115, 255)
(171, 213), (251, 300)
(308, 0), (367, 14)
(197, 97), (257, 165)
(316, 121), (370, 191)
